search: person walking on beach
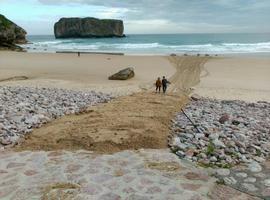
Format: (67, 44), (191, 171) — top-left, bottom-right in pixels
(155, 77), (162, 93)
(162, 76), (171, 94)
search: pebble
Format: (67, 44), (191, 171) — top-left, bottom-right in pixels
(169, 96), (270, 167)
(236, 173), (248, 178)
(216, 169), (230, 176)
(242, 183), (258, 192)
(244, 177), (257, 183)
(0, 86), (112, 146)
(263, 179), (270, 187)
(248, 162), (262, 173)
(224, 177), (237, 185)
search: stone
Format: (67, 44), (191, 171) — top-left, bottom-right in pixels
(146, 186), (162, 194)
(98, 193), (121, 200)
(6, 162), (26, 168)
(262, 188), (270, 197)
(24, 170), (38, 176)
(244, 177), (256, 183)
(248, 161), (262, 173)
(54, 17), (125, 38)
(176, 151), (185, 158)
(236, 173), (248, 178)
(216, 169), (230, 176)
(0, 138), (12, 145)
(212, 139), (226, 148)
(263, 179), (270, 187)
(0, 14), (27, 51)
(184, 172), (208, 181)
(81, 184), (103, 195)
(209, 185), (261, 200)
(224, 177), (237, 185)
(242, 183), (258, 192)
(210, 156), (218, 162)
(219, 114), (230, 124)
(190, 94), (200, 101)
(109, 68), (135, 80)
(209, 133), (219, 140)
(181, 183), (202, 191)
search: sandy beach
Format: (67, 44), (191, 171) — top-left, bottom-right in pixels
(0, 52), (175, 96)
(196, 56), (270, 102)
(1, 52), (270, 101)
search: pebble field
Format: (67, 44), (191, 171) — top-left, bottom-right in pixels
(0, 86), (112, 147)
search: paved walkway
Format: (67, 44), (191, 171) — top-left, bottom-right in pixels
(0, 149), (261, 200)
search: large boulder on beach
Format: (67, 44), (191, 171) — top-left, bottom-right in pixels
(0, 14), (27, 50)
(109, 68), (135, 80)
(54, 17), (125, 38)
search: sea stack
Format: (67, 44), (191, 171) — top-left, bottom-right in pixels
(54, 17), (125, 38)
(0, 14), (27, 50)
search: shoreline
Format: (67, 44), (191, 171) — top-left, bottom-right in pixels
(0, 51), (270, 102)
(8, 48), (270, 57)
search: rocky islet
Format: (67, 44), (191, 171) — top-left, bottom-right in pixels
(54, 17), (125, 38)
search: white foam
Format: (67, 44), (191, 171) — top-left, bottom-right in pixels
(22, 40), (270, 54)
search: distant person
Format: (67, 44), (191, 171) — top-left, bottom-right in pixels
(162, 76), (171, 93)
(78, 52), (81, 57)
(155, 77), (162, 93)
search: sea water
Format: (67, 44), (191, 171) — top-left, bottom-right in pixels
(22, 33), (270, 55)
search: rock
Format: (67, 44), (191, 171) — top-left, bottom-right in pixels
(176, 150), (185, 158)
(209, 133), (219, 140)
(224, 177), (237, 185)
(248, 161), (262, 173)
(213, 139), (226, 148)
(0, 14), (27, 50)
(0, 138), (12, 145)
(219, 114), (230, 124)
(210, 156), (218, 162)
(263, 179), (270, 187)
(54, 17), (125, 38)
(244, 177), (256, 183)
(216, 169), (230, 176)
(242, 183), (258, 192)
(232, 119), (241, 126)
(109, 68), (135, 80)
(190, 94), (200, 101)
(236, 173), (248, 178)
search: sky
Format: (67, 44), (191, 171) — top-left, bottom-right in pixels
(0, 0), (270, 35)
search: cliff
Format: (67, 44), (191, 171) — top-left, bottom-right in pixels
(0, 14), (27, 50)
(54, 17), (125, 38)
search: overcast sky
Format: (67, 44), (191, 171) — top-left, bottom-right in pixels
(1, 0), (270, 35)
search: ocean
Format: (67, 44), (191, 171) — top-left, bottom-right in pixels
(22, 33), (270, 55)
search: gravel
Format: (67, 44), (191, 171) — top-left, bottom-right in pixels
(0, 86), (112, 146)
(169, 96), (270, 167)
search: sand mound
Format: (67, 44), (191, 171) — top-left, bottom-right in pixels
(16, 92), (187, 153)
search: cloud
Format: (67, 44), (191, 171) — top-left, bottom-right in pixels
(1, 0), (270, 34)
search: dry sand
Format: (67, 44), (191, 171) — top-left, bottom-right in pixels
(0, 52), (175, 96)
(195, 56), (270, 102)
